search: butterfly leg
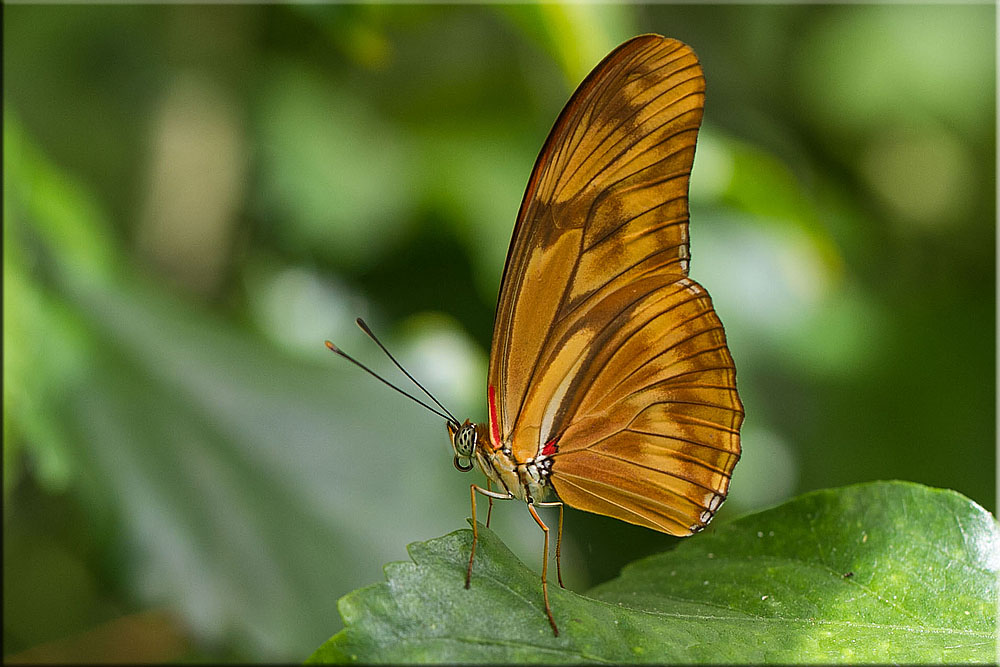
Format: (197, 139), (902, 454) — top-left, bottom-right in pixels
(467, 484), (513, 589)
(485, 480), (495, 528)
(527, 502), (559, 636)
(536, 500), (564, 588)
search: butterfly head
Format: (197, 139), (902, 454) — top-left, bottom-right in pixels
(447, 419), (478, 472)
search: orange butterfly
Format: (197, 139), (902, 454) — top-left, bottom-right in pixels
(328, 34), (742, 637)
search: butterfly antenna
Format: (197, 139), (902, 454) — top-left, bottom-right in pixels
(324, 340), (457, 425)
(354, 318), (461, 425)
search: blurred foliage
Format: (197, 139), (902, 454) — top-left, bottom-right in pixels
(3, 4), (995, 662)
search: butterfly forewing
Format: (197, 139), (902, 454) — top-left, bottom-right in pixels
(488, 35), (742, 535)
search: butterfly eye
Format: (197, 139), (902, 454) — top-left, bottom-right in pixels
(456, 425), (476, 457)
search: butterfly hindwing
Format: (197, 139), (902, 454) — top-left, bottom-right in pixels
(548, 277), (741, 534)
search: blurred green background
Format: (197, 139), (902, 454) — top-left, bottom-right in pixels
(3, 4), (995, 662)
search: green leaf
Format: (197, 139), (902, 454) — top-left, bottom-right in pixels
(309, 481), (997, 663)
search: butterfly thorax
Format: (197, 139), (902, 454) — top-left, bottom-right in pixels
(449, 419), (555, 503)
(474, 422), (556, 503)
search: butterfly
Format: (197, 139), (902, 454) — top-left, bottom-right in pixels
(328, 33), (743, 637)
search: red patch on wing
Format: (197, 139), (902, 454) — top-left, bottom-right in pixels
(541, 439), (558, 457)
(487, 385), (502, 450)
